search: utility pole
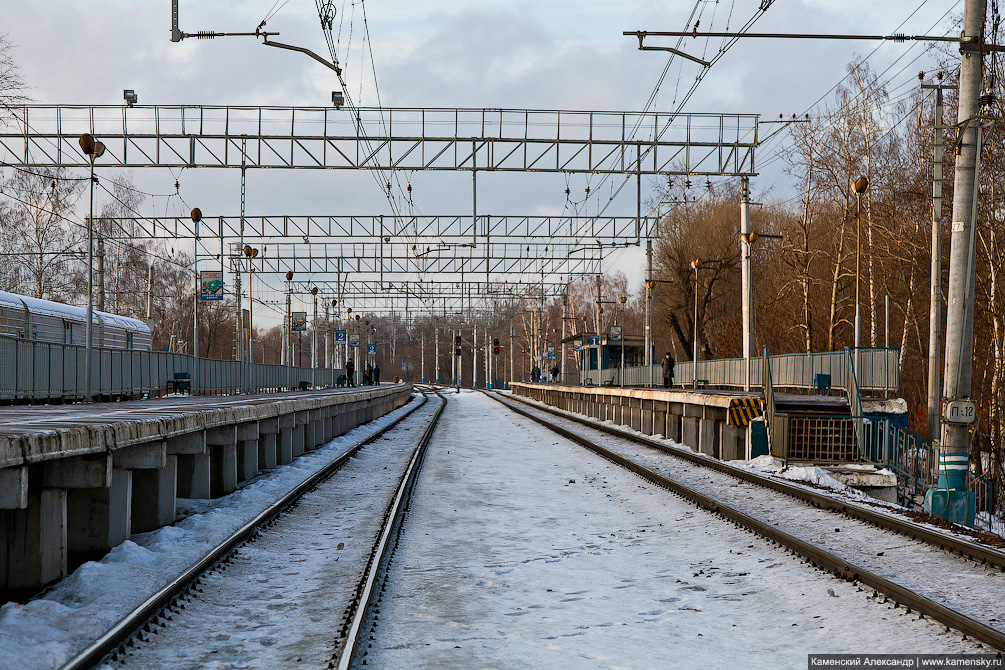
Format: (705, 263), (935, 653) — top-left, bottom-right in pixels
(435, 329), (440, 384)
(925, 76), (947, 443)
(740, 176), (753, 391)
(927, 0), (986, 526)
(645, 239), (653, 387)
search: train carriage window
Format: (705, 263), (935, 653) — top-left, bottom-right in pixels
(126, 331), (133, 349)
(64, 320), (73, 344)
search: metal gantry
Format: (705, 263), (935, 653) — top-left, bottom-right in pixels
(1, 106), (758, 175)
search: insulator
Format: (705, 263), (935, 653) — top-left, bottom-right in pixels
(584, 185), (590, 196)
(197, 31), (216, 39)
(892, 33), (906, 42)
(407, 183), (412, 194)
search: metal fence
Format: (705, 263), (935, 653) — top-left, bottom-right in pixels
(0, 334), (347, 402)
(587, 348), (900, 395)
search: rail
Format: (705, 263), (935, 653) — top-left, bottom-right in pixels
(0, 334), (346, 401)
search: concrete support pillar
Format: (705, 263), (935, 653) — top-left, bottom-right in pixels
(1, 489), (67, 592)
(720, 424), (744, 462)
(681, 416), (700, 451)
(206, 426), (238, 498)
(698, 417), (718, 458)
(259, 417), (279, 470)
(66, 468), (130, 557)
(236, 422), (260, 482)
(278, 413), (295, 464)
(0, 467), (29, 510)
(131, 456), (177, 533)
(169, 432), (210, 499)
(293, 412), (308, 458)
(309, 409), (322, 449)
(114, 442), (173, 534)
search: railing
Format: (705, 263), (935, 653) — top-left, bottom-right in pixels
(585, 348), (899, 395)
(0, 335), (347, 402)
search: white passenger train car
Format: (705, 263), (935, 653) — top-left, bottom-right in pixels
(0, 290), (152, 350)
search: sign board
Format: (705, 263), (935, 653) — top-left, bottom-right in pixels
(367, 344), (377, 355)
(547, 346), (555, 355)
(242, 309), (250, 330)
(199, 271), (224, 300)
(588, 335), (600, 348)
(335, 329), (347, 343)
(291, 312), (307, 332)
(610, 325), (622, 342)
(349, 333), (360, 347)
(945, 400), (977, 424)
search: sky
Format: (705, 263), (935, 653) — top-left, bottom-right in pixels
(0, 1), (965, 323)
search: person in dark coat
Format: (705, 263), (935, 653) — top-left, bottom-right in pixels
(551, 365), (560, 383)
(374, 364), (381, 385)
(531, 365), (541, 382)
(661, 351), (675, 389)
(346, 359), (356, 387)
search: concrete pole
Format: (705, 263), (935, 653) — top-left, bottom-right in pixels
(84, 160), (95, 402)
(421, 333), (425, 383)
(932, 0), (985, 513)
(740, 176), (753, 391)
(473, 326), (478, 389)
(646, 239), (653, 387)
(927, 82), (946, 442)
(435, 329), (440, 383)
(596, 274), (603, 382)
(312, 293), (318, 388)
(561, 286), (568, 385)
(510, 319), (515, 387)
(193, 251), (199, 394)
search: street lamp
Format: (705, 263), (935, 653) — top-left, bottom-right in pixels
(284, 271), (293, 371)
(691, 259), (703, 389)
(80, 133), (105, 403)
(311, 286), (319, 388)
(190, 207), (203, 394)
(852, 176), (869, 353)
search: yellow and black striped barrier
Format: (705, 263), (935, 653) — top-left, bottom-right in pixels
(728, 397), (763, 426)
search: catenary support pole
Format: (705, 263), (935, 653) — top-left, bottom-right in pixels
(740, 176), (753, 391)
(927, 81), (946, 442)
(928, 0), (985, 524)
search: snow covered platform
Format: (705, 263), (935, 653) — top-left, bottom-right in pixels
(512, 382), (757, 461)
(0, 385), (411, 596)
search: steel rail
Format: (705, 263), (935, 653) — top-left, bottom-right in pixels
(501, 391), (1005, 570)
(57, 391), (429, 670)
(334, 391), (445, 670)
(486, 391), (1005, 650)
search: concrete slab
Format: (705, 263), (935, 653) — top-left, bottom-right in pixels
(132, 456), (177, 532)
(0, 467), (28, 510)
(43, 454), (113, 489)
(112, 442), (167, 470)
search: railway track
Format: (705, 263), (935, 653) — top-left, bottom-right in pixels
(56, 390), (444, 670)
(487, 390), (1005, 651)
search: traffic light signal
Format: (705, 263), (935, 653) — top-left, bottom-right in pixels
(455, 334), (462, 356)
(493, 337), (500, 355)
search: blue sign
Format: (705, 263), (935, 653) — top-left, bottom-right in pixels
(367, 344), (377, 355)
(588, 335), (600, 348)
(335, 329), (347, 343)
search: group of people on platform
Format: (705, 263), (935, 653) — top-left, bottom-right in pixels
(530, 364), (562, 383)
(343, 359), (381, 387)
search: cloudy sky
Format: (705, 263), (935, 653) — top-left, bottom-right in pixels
(1, 1), (963, 318)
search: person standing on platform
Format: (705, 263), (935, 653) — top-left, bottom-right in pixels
(374, 363), (381, 385)
(661, 352), (675, 389)
(346, 359), (356, 387)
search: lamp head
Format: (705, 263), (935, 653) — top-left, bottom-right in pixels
(190, 207), (202, 223)
(286, 271), (293, 281)
(852, 176), (869, 194)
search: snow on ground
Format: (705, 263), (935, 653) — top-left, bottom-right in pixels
(0, 395), (423, 670)
(366, 392), (980, 670)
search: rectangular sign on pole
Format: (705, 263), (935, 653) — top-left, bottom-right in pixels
(367, 344), (377, 355)
(199, 270), (224, 300)
(349, 333), (360, 347)
(335, 329), (347, 343)
(588, 335), (600, 348)
(610, 326), (622, 342)
(291, 312), (307, 332)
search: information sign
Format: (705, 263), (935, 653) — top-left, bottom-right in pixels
(349, 333), (361, 347)
(199, 271), (224, 300)
(291, 312), (307, 332)
(335, 329), (347, 343)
